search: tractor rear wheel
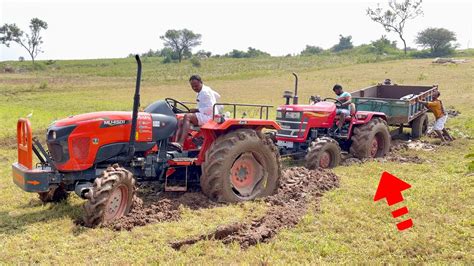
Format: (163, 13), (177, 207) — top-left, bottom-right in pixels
(201, 129), (281, 203)
(411, 113), (428, 139)
(305, 137), (341, 169)
(350, 118), (391, 159)
(83, 164), (136, 227)
(38, 185), (69, 203)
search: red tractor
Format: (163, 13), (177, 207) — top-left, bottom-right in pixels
(12, 56), (281, 227)
(274, 73), (391, 169)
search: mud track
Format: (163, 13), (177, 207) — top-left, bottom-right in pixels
(104, 185), (218, 231)
(170, 167), (339, 250)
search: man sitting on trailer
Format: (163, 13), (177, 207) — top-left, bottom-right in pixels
(416, 90), (453, 142)
(333, 84), (352, 132)
(172, 75), (221, 151)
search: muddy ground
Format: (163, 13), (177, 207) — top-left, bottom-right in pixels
(104, 185), (218, 231)
(104, 167), (339, 251)
(170, 167), (339, 250)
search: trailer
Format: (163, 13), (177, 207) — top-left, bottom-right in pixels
(351, 83), (438, 138)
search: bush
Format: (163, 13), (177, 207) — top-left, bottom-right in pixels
(45, 59), (56, 65)
(332, 35), (353, 52)
(190, 57), (201, 67)
(300, 45), (324, 56)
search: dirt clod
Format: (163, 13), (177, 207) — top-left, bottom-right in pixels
(170, 167), (339, 250)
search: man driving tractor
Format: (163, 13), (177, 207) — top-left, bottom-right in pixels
(172, 75), (221, 151)
(332, 84), (352, 132)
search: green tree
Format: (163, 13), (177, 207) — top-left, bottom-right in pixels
(0, 18), (48, 64)
(246, 47), (270, 57)
(367, 0), (423, 54)
(332, 35), (353, 52)
(415, 27), (457, 56)
(300, 45), (324, 56)
(160, 29), (201, 63)
(370, 35), (398, 54)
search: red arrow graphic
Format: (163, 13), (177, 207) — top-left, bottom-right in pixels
(374, 172), (413, 231)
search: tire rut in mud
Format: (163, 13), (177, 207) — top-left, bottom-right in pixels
(170, 167), (339, 250)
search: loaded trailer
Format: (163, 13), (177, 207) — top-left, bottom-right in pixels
(351, 83), (438, 138)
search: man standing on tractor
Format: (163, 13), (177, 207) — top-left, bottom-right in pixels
(417, 90), (453, 142)
(333, 84), (352, 132)
(173, 75), (221, 150)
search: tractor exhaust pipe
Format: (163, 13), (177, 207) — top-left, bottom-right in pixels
(292, 72), (298, 104)
(128, 55), (142, 158)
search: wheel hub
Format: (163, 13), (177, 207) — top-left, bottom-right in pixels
(370, 135), (382, 157)
(104, 184), (128, 222)
(230, 152), (264, 198)
(319, 151), (331, 168)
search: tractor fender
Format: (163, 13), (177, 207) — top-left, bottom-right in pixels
(352, 111), (387, 125)
(200, 119), (281, 132)
(196, 119), (281, 164)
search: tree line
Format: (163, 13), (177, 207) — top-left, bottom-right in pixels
(0, 0), (462, 65)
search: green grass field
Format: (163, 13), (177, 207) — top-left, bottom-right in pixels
(0, 55), (473, 263)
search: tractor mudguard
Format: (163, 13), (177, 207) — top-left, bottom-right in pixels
(200, 119), (281, 131)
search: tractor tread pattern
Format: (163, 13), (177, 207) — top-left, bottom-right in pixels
(305, 137), (341, 169)
(350, 118), (391, 159)
(201, 129), (281, 203)
(83, 164), (136, 227)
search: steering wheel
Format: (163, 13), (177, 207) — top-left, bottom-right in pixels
(164, 98), (191, 114)
(323, 97), (343, 107)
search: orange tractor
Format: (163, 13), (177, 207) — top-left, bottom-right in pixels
(12, 56), (281, 227)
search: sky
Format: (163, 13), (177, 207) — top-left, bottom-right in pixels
(0, 0), (473, 61)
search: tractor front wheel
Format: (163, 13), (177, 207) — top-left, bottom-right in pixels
(201, 129), (281, 202)
(305, 137), (341, 169)
(83, 164), (136, 227)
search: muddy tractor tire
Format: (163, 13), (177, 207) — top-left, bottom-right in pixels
(305, 137), (341, 169)
(38, 185), (69, 203)
(411, 113), (428, 139)
(201, 129), (281, 203)
(350, 118), (391, 159)
(83, 164), (136, 227)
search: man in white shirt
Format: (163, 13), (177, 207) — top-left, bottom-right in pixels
(174, 75), (220, 150)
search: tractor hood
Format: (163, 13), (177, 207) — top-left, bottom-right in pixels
(52, 111), (141, 127)
(277, 101), (336, 113)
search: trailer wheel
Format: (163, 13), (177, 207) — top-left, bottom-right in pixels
(305, 137), (341, 169)
(38, 185), (69, 203)
(83, 164), (136, 227)
(411, 113), (428, 139)
(350, 118), (391, 159)
(201, 129), (281, 202)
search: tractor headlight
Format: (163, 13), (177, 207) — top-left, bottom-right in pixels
(276, 111), (283, 119)
(48, 130), (57, 140)
(286, 111), (301, 120)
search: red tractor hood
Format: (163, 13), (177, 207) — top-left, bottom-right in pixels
(277, 102), (336, 113)
(53, 111), (149, 127)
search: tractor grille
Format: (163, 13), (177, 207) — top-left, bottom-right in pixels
(49, 143), (66, 163)
(72, 137), (90, 161)
(276, 119), (307, 138)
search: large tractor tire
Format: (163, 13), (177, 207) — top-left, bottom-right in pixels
(83, 164), (136, 227)
(201, 129), (281, 203)
(38, 185), (69, 203)
(350, 118), (391, 159)
(305, 137), (341, 169)
(411, 113), (428, 139)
